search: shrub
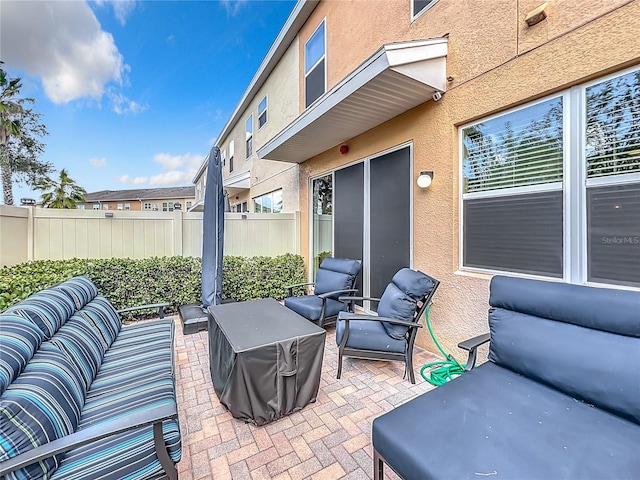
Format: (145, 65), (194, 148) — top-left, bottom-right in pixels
(0, 254), (306, 317)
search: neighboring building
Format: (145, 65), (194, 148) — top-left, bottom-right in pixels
(80, 186), (195, 212)
(203, 0), (640, 353)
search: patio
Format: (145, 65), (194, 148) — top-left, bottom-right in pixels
(173, 318), (440, 480)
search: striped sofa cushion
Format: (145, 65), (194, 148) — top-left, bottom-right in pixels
(0, 343), (86, 480)
(53, 276), (99, 310)
(5, 289), (77, 339)
(76, 296), (122, 349)
(50, 314), (108, 390)
(51, 374), (181, 480)
(0, 315), (46, 396)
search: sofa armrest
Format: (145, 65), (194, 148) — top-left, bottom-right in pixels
(338, 296), (381, 311)
(284, 282), (315, 297)
(458, 333), (491, 372)
(117, 302), (171, 319)
(0, 403), (178, 477)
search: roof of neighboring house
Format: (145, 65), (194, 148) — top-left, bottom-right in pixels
(84, 186), (195, 202)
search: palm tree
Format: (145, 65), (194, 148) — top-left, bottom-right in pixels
(0, 66), (23, 204)
(35, 169), (87, 208)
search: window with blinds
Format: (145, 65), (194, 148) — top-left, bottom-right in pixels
(460, 67), (639, 287)
(305, 21), (325, 108)
(462, 97), (563, 194)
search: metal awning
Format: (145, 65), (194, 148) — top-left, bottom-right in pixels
(224, 171), (251, 196)
(258, 38), (448, 163)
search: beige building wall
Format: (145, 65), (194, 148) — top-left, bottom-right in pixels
(217, 39), (302, 213)
(296, 0), (640, 355)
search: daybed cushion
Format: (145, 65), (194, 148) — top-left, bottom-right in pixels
(284, 295), (345, 322)
(372, 362), (640, 480)
(4, 289), (77, 339)
(336, 314), (406, 353)
(0, 315), (45, 395)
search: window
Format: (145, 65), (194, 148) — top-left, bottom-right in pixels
(253, 190), (283, 213)
(246, 114), (253, 158)
(242, 201), (248, 212)
(102, 204), (109, 210)
(460, 67), (640, 288)
(144, 202), (152, 210)
(124, 203), (130, 210)
(229, 140), (235, 173)
(117, 203), (123, 210)
(258, 96), (268, 129)
(77, 205), (85, 210)
(221, 149), (226, 167)
(163, 202), (175, 212)
(186, 201), (192, 210)
(412, 0), (438, 19)
(93, 204), (100, 210)
(305, 20), (326, 108)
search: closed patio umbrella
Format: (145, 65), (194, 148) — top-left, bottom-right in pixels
(178, 146), (229, 334)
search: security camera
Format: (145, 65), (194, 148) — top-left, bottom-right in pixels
(432, 91), (442, 102)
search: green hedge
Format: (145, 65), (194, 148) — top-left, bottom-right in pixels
(0, 254), (306, 317)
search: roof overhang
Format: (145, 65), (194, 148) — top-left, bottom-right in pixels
(224, 171), (251, 196)
(258, 38), (448, 163)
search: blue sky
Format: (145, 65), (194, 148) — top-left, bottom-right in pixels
(1, 0), (296, 204)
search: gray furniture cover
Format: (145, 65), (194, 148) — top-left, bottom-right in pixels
(207, 298), (325, 426)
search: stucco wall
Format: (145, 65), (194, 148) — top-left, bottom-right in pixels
(297, 0), (640, 357)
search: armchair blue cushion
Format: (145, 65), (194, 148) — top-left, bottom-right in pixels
(336, 268), (440, 383)
(284, 257), (361, 327)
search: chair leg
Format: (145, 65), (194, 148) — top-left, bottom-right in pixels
(337, 350), (343, 379)
(373, 448), (384, 480)
(406, 350), (416, 384)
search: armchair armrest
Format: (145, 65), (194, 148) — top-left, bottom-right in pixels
(0, 403), (178, 476)
(117, 302), (171, 319)
(339, 313), (423, 329)
(338, 296), (381, 312)
(283, 282), (315, 297)
(457, 333), (491, 372)
(317, 288), (357, 299)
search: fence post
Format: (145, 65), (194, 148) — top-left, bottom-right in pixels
(27, 206), (35, 261)
(173, 210), (183, 256)
(294, 210), (301, 255)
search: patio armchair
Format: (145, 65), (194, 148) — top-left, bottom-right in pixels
(284, 257), (362, 328)
(336, 268), (440, 383)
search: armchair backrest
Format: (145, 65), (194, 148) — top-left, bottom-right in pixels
(377, 268), (440, 340)
(314, 258), (362, 299)
(488, 275), (640, 424)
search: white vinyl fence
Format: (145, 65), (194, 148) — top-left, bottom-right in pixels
(0, 205), (300, 268)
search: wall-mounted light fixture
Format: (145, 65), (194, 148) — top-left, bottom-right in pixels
(417, 171), (434, 189)
(339, 145), (349, 155)
(104, 212), (114, 218)
(525, 2), (548, 27)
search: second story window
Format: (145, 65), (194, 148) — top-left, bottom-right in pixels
(258, 96), (268, 129)
(229, 140), (235, 173)
(93, 204), (100, 210)
(144, 202), (152, 210)
(222, 149), (226, 167)
(305, 20), (326, 108)
(412, 0), (438, 19)
(246, 114), (253, 158)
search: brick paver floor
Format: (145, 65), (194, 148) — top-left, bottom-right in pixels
(173, 318), (440, 480)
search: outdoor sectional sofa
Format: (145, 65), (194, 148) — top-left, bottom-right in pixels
(0, 276), (181, 480)
(373, 275), (640, 479)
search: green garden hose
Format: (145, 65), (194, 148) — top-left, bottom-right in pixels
(420, 307), (466, 386)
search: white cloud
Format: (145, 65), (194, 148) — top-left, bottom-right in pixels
(89, 157), (107, 168)
(0, 1), (127, 104)
(94, 0), (137, 26)
(149, 153), (204, 186)
(115, 174), (148, 185)
(109, 91), (148, 115)
(220, 0), (248, 16)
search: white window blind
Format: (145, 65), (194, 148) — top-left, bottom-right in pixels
(462, 98), (563, 194)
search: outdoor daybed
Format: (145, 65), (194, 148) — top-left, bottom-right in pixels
(0, 276), (181, 480)
(372, 275), (640, 479)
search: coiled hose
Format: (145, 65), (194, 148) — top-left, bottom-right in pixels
(420, 307), (466, 386)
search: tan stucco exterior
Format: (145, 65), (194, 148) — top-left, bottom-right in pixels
(293, 0), (640, 355)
